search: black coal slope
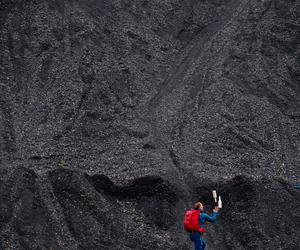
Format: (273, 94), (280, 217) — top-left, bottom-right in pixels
(192, 175), (300, 250)
(1, 0), (300, 249)
(0, 167), (299, 249)
(50, 169), (179, 249)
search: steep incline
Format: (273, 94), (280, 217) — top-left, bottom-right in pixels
(0, 0), (300, 249)
(0, 167), (299, 249)
(150, 0), (300, 183)
(146, 0), (249, 190)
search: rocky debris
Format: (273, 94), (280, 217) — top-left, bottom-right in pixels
(0, 0), (300, 249)
(191, 175), (300, 250)
(0, 167), (299, 249)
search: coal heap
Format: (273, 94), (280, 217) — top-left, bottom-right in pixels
(0, 0), (300, 249)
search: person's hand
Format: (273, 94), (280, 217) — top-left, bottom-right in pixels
(213, 207), (220, 213)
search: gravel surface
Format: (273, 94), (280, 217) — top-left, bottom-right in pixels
(0, 0), (299, 249)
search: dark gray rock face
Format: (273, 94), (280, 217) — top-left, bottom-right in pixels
(0, 0), (300, 249)
(0, 167), (299, 249)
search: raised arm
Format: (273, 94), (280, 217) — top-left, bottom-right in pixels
(202, 212), (218, 223)
(202, 207), (220, 223)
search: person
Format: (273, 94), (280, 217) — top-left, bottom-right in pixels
(189, 202), (220, 250)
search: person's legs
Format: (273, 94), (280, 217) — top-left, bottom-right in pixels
(200, 238), (206, 250)
(190, 233), (203, 250)
(196, 237), (206, 250)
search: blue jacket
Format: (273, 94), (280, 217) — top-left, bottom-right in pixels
(199, 211), (219, 228)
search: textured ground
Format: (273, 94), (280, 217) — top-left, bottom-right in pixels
(0, 0), (300, 249)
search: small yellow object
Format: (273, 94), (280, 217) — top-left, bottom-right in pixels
(58, 159), (65, 169)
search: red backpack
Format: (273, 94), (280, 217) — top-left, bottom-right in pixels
(183, 210), (206, 234)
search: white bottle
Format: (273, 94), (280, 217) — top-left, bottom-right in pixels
(218, 196), (222, 208)
(212, 190), (217, 203)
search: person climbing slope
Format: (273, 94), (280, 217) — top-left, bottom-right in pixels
(184, 202), (220, 250)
